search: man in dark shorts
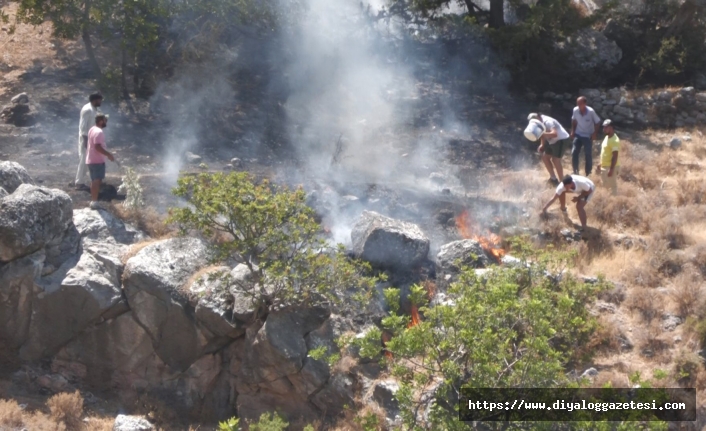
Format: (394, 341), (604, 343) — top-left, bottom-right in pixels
(541, 174), (595, 233)
(528, 113), (571, 186)
(86, 114), (115, 209)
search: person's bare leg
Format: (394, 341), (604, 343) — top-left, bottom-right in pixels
(542, 154), (556, 178)
(577, 200), (587, 229)
(552, 157), (564, 179)
(559, 192), (566, 211)
(91, 179), (101, 202)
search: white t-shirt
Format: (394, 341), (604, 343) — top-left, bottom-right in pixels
(79, 103), (99, 137)
(541, 115), (570, 145)
(555, 175), (594, 196)
(572, 106), (601, 138)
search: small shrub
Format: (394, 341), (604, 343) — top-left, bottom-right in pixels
(117, 166), (145, 210)
(47, 391), (83, 430)
(627, 288), (660, 323)
(673, 349), (704, 386)
(670, 273), (704, 317)
(218, 416), (240, 431)
(0, 399), (24, 428)
(689, 244), (706, 277)
(675, 178), (706, 206)
(249, 412), (288, 431)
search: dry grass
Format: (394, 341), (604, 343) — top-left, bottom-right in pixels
(47, 391), (83, 430)
(675, 178), (706, 206)
(331, 404), (387, 431)
(670, 272), (705, 318)
(110, 204), (175, 238)
(0, 399), (24, 428)
(689, 243), (706, 277)
(582, 316), (622, 356)
(673, 348), (704, 387)
(0, 392), (115, 431)
(626, 288), (662, 324)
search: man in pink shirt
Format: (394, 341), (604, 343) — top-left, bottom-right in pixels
(86, 114), (116, 209)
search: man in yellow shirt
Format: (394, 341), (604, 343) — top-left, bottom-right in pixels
(597, 119), (620, 195)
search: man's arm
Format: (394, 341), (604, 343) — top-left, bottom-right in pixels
(542, 193), (560, 213)
(592, 122), (600, 140)
(94, 144), (114, 161)
(543, 128), (559, 140)
(608, 151), (618, 177)
(571, 119), (578, 139)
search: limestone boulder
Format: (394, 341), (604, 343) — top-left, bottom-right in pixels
(189, 266), (247, 341)
(436, 239), (491, 273)
(351, 211), (430, 270)
(52, 312), (167, 390)
(123, 237), (211, 372)
(0, 161), (34, 194)
(0, 184), (72, 262)
(0, 250), (44, 358)
(235, 306), (330, 421)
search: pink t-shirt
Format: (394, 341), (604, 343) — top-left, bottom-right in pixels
(86, 126), (107, 164)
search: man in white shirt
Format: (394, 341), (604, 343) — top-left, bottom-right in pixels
(75, 93), (103, 189)
(528, 113), (571, 186)
(541, 174), (595, 232)
(570, 96), (601, 176)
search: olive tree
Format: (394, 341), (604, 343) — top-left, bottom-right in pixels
(168, 171), (376, 317)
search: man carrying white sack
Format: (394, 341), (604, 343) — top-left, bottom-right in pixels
(541, 174), (595, 233)
(525, 113), (571, 186)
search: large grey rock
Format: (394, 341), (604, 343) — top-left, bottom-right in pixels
(189, 266), (247, 340)
(0, 250), (44, 355)
(351, 211), (430, 270)
(436, 239), (491, 272)
(235, 307), (330, 421)
(73, 208), (145, 247)
(20, 245), (127, 361)
(10, 93), (29, 105)
(52, 312), (167, 390)
(20, 208), (143, 361)
(113, 415), (154, 431)
(373, 380), (400, 417)
(123, 237), (211, 372)
(0, 185), (72, 262)
(0, 161), (34, 194)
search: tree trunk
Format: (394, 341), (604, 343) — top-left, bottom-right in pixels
(82, 0), (101, 77)
(489, 0), (505, 28)
(664, 0), (701, 38)
(121, 45), (136, 114)
(462, 0), (479, 18)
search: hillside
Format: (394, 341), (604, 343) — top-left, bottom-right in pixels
(1, 0), (706, 430)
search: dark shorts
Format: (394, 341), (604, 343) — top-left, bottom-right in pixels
(543, 139), (571, 158)
(88, 163), (105, 181)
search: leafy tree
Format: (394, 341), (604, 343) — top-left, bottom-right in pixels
(349, 239), (664, 430)
(386, 0), (505, 28)
(168, 171), (376, 318)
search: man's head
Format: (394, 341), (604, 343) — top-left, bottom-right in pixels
(602, 119), (614, 136)
(95, 113), (108, 128)
(89, 92), (103, 107)
(562, 175), (575, 190)
(527, 113), (541, 121)
(577, 96), (587, 112)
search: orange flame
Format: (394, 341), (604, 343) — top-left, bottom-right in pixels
(408, 304), (421, 328)
(455, 211), (506, 263)
(382, 332), (393, 360)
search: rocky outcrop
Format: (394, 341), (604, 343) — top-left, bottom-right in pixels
(0, 184), (73, 262)
(0, 250), (45, 356)
(234, 306), (333, 422)
(436, 239), (491, 274)
(351, 211), (430, 270)
(556, 28), (622, 71)
(0, 161), (34, 194)
(123, 237), (212, 372)
(1, 92), (37, 126)
(113, 415), (154, 431)
(0, 162), (387, 425)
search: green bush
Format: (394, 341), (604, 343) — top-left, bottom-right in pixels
(218, 417), (240, 431)
(350, 238), (666, 430)
(249, 412), (288, 431)
(168, 172), (376, 316)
